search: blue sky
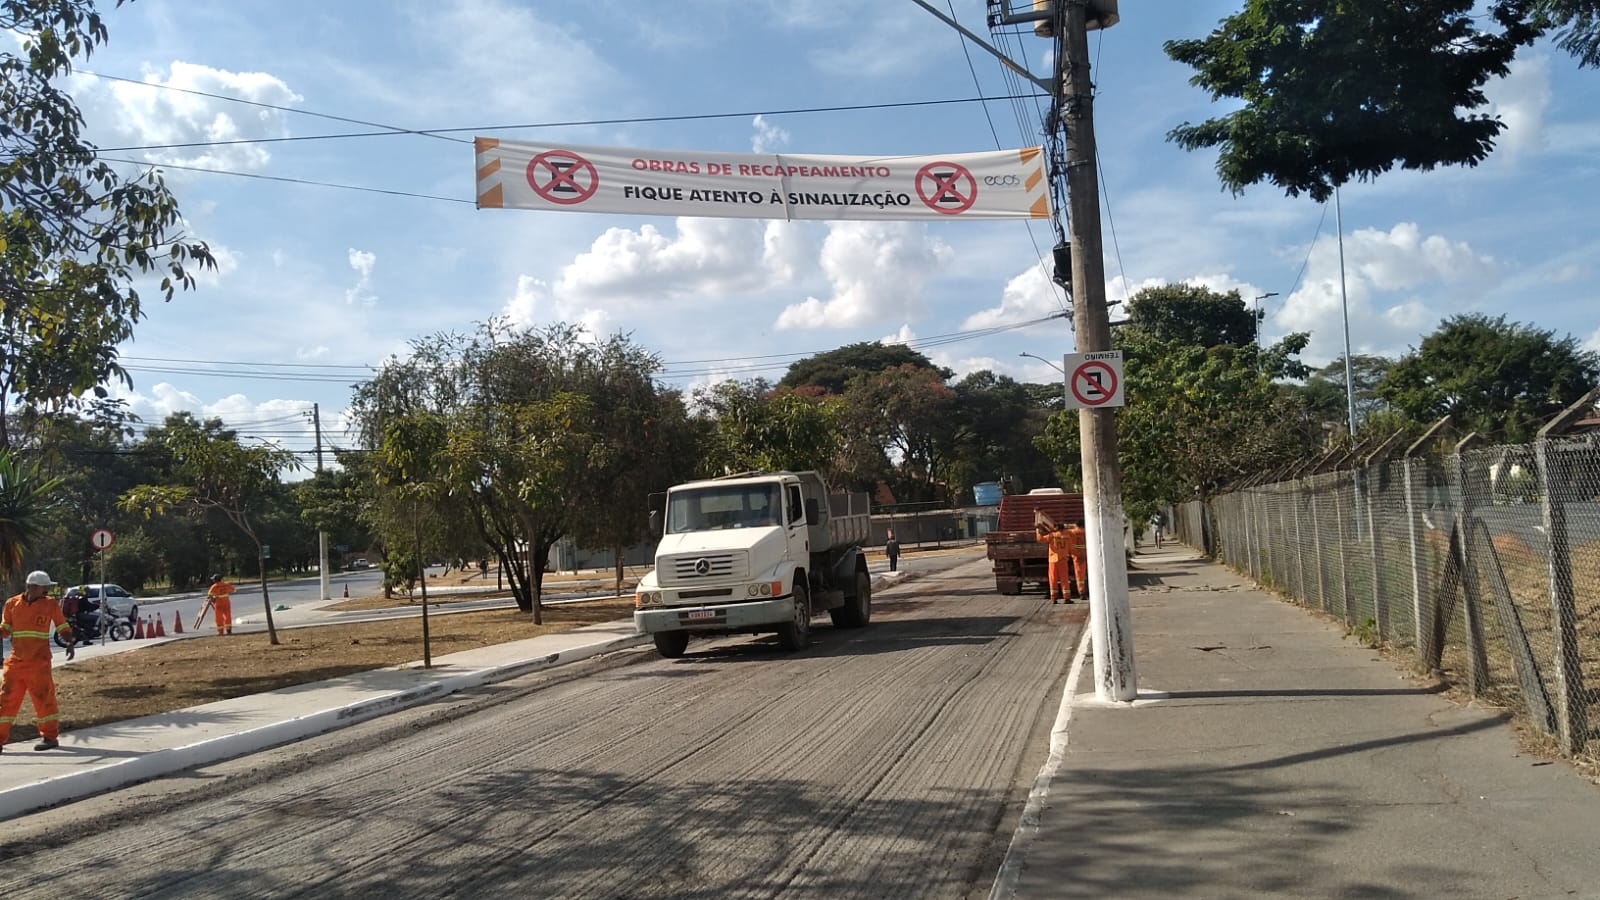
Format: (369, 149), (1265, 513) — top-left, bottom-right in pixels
(51, 0), (1600, 463)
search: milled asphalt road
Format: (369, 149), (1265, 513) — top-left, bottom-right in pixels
(0, 553), (1083, 899)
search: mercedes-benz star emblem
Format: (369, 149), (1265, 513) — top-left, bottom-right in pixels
(693, 558), (711, 575)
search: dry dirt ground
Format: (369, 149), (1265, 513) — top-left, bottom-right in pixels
(7, 567), (643, 744)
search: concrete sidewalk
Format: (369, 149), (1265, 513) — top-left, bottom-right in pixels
(998, 547), (1600, 899)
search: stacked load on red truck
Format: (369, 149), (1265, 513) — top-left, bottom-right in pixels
(985, 489), (1086, 595)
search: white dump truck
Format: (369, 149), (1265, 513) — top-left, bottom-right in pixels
(634, 470), (873, 658)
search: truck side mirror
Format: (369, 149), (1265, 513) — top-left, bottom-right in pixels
(648, 509), (661, 535)
(805, 498), (819, 526)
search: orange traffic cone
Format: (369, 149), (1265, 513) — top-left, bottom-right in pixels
(135, 616), (146, 639)
(172, 611), (184, 634)
(343, 583), (349, 598)
(154, 612), (166, 637)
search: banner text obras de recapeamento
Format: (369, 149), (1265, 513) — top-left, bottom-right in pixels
(474, 139), (1050, 222)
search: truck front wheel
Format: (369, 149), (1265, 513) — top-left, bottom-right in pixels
(776, 582), (811, 651)
(653, 631), (689, 659)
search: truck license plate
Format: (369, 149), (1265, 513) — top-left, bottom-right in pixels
(686, 610), (717, 620)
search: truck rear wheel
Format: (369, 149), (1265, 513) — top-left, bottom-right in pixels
(831, 571), (871, 628)
(776, 582), (811, 651)
(653, 631), (689, 659)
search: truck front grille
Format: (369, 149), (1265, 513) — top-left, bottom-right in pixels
(663, 552), (747, 583)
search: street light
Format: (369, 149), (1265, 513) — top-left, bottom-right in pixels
(1252, 292), (1279, 356)
(1020, 352), (1068, 410)
(1018, 351), (1064, 375)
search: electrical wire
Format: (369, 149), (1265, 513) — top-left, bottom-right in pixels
(99, 156), (473, 205)
(81, 93), (1049, 156)
(117, 313), (1069, 385)
(80, 70), (468, 144)
(1280, 201), (1332, 314)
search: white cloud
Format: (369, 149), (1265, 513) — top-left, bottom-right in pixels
(751, 115), (790, 153)
(504, 274), (612, 336)
(962, 264), (1061, 330)
(880, 324), (916, 345)
(1586, 327), (1600, 356)
(1487, 55), (1553, 160)
(387, 0), (622, 122)
(83, 62), (301, 172)
(557, 218), (784, 303)
(345, 249), (377, 306)
(1275, 222), (1496, 363)
(775, 222), (953, 330)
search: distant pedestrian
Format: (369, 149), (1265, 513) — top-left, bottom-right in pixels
(0, 570), (74, 752)
(207, 573), (236, 636)
(1150, 511), (1165, 548)
(885, 530), (901, 572)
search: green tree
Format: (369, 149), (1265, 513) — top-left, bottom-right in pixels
(1, 0), (214, 449)
(1377, 314), (1600, 443)
(692, 379), (845, 477)
(841, 364), (957, 504)
(351, 321), (676, 622)
(119, 414), (300, 643)
(1165, 0), (1539, 201)
(779, 342), (947, 395)
(1125, 283), (1259, 348)
(1530, 0), (1600, 67)
(941, 371), (1056, 500)
(0, 449), (61, 578)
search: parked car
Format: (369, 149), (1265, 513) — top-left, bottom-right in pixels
(348, 558), (371, 570)
(63, 583), (140, 619)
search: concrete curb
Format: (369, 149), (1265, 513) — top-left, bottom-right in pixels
(0, 631), (650, 820)
(988, 625), (1093, 899)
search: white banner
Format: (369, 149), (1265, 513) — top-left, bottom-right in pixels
(474, 138), (1050, 222)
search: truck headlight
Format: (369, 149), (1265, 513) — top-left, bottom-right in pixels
(746, 584), (761, 598)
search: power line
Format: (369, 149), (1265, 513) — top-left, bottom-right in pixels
(80, 70), (468, 144)
(118, 313), (1068, 385)
(83, 93), (1050, 156)
(99, 156), (473, 205)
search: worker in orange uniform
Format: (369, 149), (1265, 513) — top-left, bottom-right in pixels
(0, 570), (74, 752)
(1066, 520), (1090, 602)
(207, 574), (237, 635)
(1035, 523), (1075, 604)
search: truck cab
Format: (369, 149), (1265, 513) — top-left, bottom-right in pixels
(634, 471), (872, 658)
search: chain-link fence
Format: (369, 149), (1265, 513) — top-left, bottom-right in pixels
(1176, 422), (1600, 768)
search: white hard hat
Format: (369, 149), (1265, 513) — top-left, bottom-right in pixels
(25, 570), (56, 586)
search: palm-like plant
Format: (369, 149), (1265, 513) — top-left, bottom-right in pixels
(0, 450), (62, 579)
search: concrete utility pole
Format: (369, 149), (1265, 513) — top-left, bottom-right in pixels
(313, 402), (332, 602)
(1056, 0), (1136, 701)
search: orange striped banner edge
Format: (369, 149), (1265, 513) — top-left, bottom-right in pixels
(1030, 195), (1050, 218)
(478, 184), (504, 209)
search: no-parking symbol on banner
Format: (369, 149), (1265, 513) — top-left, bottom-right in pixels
(1064, 351), (1125, 409)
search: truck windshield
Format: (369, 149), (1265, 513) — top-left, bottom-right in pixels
(666, 484), (782, 533)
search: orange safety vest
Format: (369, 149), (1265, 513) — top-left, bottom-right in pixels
(1066, 525), (1088, 559)
(2, 594), (70, 663)
(1036, 530), (1074, 563)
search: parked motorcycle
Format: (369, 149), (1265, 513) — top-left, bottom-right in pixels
(54, 602), (136, 646)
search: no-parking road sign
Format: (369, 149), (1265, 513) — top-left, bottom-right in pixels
(1064, 351), (1125, 409)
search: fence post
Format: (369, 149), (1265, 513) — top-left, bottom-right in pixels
(1403, 417), (1452, 662)
(1333, 469), (1354, 624)
(1309, 474), (1332, 612)
(1452, 433), (1490, 695)
(1536, 388), (1598, 755)
(1362, 432), (1404, 642)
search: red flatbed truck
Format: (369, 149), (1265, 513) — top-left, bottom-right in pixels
(984, 488), (1086, 595)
